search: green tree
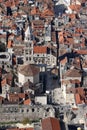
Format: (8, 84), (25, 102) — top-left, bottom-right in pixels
(21, 118), (32, 125)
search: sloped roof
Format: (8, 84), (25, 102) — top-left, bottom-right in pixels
(75, 50), (87, 55)
(31, 7), (41, 15)
(18, 64), (40, 76)
(24, 99), (31, 105)
(75, 93), (82, 105)
(69, 4), (81, 12)
(34, 46), (47, 54)
(64, 68), (82, 78)
(7, 40), (13, 48)
(41, 8), (54, 18)
(42, 117), (61, 130)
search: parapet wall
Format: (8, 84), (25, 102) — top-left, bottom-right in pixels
(0, 104), (55, 122)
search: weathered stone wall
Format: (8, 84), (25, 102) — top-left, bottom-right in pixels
(0, 104), (55, 122)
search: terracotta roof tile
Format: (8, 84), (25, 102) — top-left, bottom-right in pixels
(31, 7), (41, 15)
(60, 57), (67, 65)
(18, 64), (40, 76)
(42, 117), (61, 130)
(41, 8), (54, 18)
(66, 37), (74, 44)
(7, 40), (13, 48)
(76, 87), (85, 97)
(34, 46), (47, 54)
(59, 31), (64, 43)
(69, 79), (80, 84)
(9, 93), (19, 102)
(18, 93), (25, 99)
(68, 14), (76, 19)
(75, 93), (82, 104)
(75, 50), (87, 55)
(63, 68), (82, 78)
(69, 4), (81, 12)
(24, 99), (31, 105)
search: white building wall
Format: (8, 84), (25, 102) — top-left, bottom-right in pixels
(7, 48), (14, 54)
(24, 40), (34, 64)
(83, 68), (87, 72)
(34, 53), (47, 57)
(51, 55), (56, 66)
(66, 93), (76, 107)
(44, 24), (51, 42)
(1, 84), (10, 98)
(35, 96), (47, 105)
(18, 73), (25, 85)
(18, 72), (39, 85)
(62, 84), (67, 101)
(18, 73), (34, 85)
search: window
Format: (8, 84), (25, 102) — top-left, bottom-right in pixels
(29, 43), (31, 47)
(27, 109), (29, 112)
(26, 57), (28, 61)
(29, 57), (31, 61)
(21, 109), (24, 113)
(26, 50), (28, 54)
(32, 108), (34, 112)
(29, 50), (32, 54)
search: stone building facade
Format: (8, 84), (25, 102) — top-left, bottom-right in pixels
(0, 104), (55, 122)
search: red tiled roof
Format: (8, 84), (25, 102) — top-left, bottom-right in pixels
(68, 14), (76, 19)
(69, 79), (80, 84)
(18, 93), (25, 99)
(41, 9), (54, 18)
(75, 93), (82, 104)
(76, 87), (85, 97)
(66, 37), (74, 44)
(7, 40), (13, 48)
(42, 117), (61, 130)
(18, 64), (40, 76)
(5, 0), (19, 7)
(9, 93), (19, 102)
(60, 57), (67, 65)
(69, 4), (81, 12)
(34, 46), (47, 54)
(24, 99), (31, 105)
(59, 31), (64, 43)
(31, 7), (41, 15)
(64, 68), (82, 78)
(75, 50), (87, 55)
